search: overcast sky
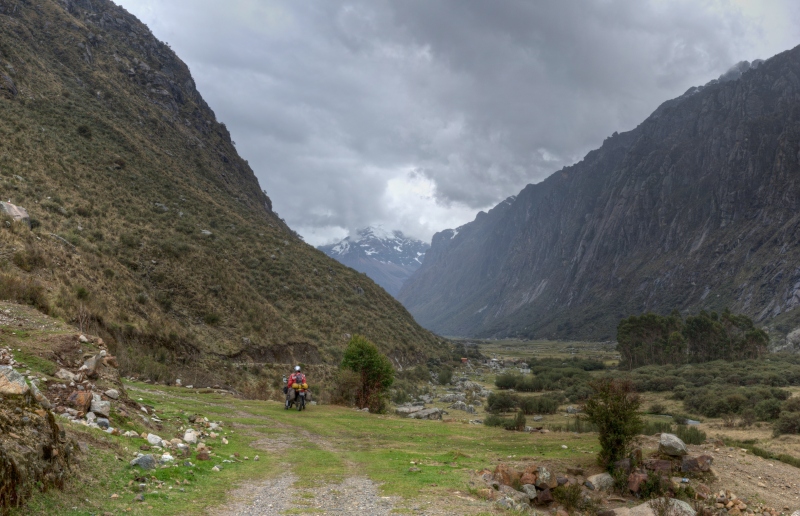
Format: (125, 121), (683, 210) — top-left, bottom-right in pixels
(119, 1), (800, 246)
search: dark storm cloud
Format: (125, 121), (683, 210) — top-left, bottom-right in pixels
(121, 0), (799, 244)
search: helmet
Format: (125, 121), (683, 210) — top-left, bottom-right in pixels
(294, 365), (301, 372)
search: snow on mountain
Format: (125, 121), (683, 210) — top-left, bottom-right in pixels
(318, 227), (430, 297)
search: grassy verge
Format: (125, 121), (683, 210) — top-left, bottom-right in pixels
(12, 379), (599, 514)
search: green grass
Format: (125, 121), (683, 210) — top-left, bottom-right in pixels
(14, 379), (599, 514)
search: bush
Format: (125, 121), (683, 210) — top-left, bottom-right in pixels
(675, 425), (706, 445)
(755, 398), (782, 421)
(519, 395), (559, 415)
(486, 391), (519, 413)
(340, 335), (394, 413)
(773, 412), (800, 436)
(437, 366), (453, 385)
(782, 397), (800, 413)
(484, 411), (525, 431)
(495, 373), (522, 390)
(584, 378), (643, 469)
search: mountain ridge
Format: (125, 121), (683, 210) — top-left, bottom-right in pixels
(318, 226), (429, 297)
(399, 44), (800, 347)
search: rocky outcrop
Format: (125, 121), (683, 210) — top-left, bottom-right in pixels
(399, 46), (800, 341)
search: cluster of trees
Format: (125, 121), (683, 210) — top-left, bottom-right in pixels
(617, 309), (768, 369)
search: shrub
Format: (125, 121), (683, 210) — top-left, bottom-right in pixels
(495, 373), (522, 390)
(782, 397), (800, 413)
(755, 398), (782, 421)
(773, 412), (800, 436)
(647, 403), (666, 414)
(0, 274), (49, 313)
(675, 425), (706, 445)
(583, 378), (643, 469)
(77, 124), (92, 139)
(329, 369), (360, 407)
(340, 335), (394, 413)
(437, 365), (453, 385)
(486, 391), (519, 413)
(519, 395), (559, 415)
(484, 411), (525, 431)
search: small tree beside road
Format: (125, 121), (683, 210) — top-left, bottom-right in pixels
(583, 378), (643, 469)
(340, 335), (394, 413)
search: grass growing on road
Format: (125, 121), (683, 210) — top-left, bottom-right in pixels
(14, 380), (599, 515)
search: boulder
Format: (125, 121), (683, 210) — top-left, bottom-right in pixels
(29, 381), (51, 409)
(104, 389), (120, 400)
(535, 466), (557, 489)
(586, 473), (614, 491)
(91, 394), (111, 418)
(644, 459), (673, 473)
(536, 487), (554, 504)
(183, 429), (198, 444)
(96, 418), (110, 430)
(0, 366), (29, 396)
(681, 455), (713, 473)
(130, 454), (157, 470)
(659, 433), (688, 456)
(408, 408), (442, 420)
(614, 458), (632, 474)
(493, 463), (520, 486)
(395, 405), (424, 416)
(521, 484), (537, 501)
(628, 472), (649, 493)
(499, 485), (530, 505)
(146, 433), (163, 446)
(55, 369), (76, 382)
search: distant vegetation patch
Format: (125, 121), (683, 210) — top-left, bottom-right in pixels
(617, 309), (767, 369)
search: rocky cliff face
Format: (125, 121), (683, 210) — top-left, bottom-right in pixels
(399, 47), (800, 343)
(0, 0), (446, 388)
(318, 227), (429, 297)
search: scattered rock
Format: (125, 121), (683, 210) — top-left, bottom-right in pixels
(681, 455), (713, 473)
(130, 454), (157, 470)
(104, 389), (119, 400)
(146, 434), (163, 446)
(67, 390), (92, 412)
(586, 473), (614, 491)
(407, 408), (442, 420)
(659, 433), (688, 457)
(535, 466), (557, 489)
(90, 396), (111, 418)
(96, 418), (110, 430)
(184, 429), (198, 444)
(0, 366), (29, 396)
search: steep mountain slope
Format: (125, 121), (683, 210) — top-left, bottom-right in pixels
(0, 0), (446, 389)
(318, 227), (429, 297)
(399, 47), (800, 343)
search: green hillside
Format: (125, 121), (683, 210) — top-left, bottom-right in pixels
(0, 0), (446, 390)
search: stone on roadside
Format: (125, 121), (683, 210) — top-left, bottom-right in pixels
(130, 454), (157, 470)
(659, 433), (688, 456)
